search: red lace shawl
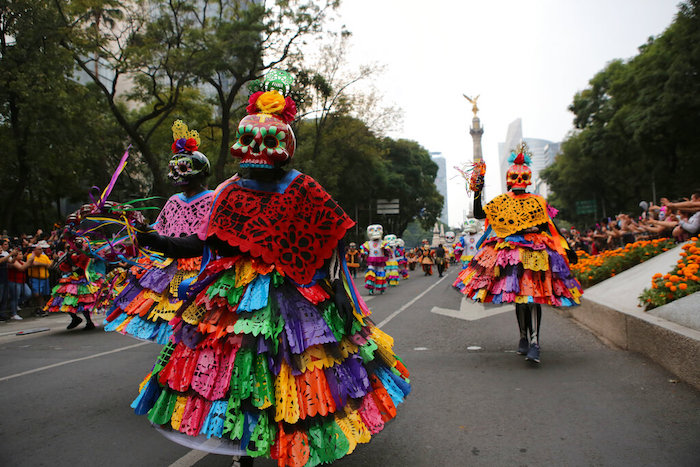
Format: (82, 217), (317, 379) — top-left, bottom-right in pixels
(206, 172), (355, 284)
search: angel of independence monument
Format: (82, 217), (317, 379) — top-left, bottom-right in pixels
(464, 94), (484, 218)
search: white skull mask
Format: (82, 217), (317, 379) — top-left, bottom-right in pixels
(445, 231), (455, 243)
(464, 218), (480, 234)
(367, 224), (383, 240)
(384, 234), (397, 247)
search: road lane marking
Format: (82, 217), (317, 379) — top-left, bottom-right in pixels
(376, 273), (451, 328)
(0, 341), (151, 382)
(431, 296), (510, 321)
(168, 450), (208, 467)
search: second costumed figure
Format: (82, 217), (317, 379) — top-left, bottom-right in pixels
(132, 71), (411, 465)
(104, 121), (214, 344)
(453, 144), (582, 363)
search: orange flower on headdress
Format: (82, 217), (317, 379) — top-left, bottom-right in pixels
(246, 90), (297, 123)
(256, 91), (286, 114)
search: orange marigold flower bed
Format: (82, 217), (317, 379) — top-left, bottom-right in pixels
(639, 236), (700, 310)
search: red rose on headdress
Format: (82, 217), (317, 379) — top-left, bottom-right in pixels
(279, 96), (297, 124)
(246, 91), (264, 115)
(171, 137), (199, 154)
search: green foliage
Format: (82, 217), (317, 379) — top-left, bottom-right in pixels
(543, 0), (700, 225)
(0, 0), (125, 231)
(293, 116), (442, 243)
(382, 138), (444, 233)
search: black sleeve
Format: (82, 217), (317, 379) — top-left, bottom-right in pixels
(473, 192), (486, 219)
(136, 232), (205, 258)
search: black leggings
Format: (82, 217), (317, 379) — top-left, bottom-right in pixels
(515, 303), (541, 345)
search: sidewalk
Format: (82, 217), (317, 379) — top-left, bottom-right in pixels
(0, 310), (101, 338)
(560, 243), (700, 390)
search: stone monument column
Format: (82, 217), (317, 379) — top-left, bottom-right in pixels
(470, 115), (484, 162)
(463, 94), (484, 217)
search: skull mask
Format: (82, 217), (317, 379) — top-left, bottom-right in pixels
(445, 231), (455, 244)
(506, 163), (532, 190)
(463, 218), (480, 234)
(230, 114), (296, 169)
(384, 234), (397, 247)
(396, 238), (405, 248)
(367, 224), (384, 240)
(168, 151), (210, 186)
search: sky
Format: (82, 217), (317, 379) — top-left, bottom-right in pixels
(331, 0), (681, 228)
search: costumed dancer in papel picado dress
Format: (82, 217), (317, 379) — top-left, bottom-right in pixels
(395, 238), (409, 280)
(104, 121), (214, 344)
(458, 218), (482, 269)
(132, 70), (411, 466)
(44, 193), (146, 330)
(453, 143), (582, 363)
(383, 234), (400, 286)
(360, 224), (390, 295)
(44, 240), (106, 330)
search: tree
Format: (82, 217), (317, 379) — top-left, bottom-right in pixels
(187, 0), (340, 183)
(54, 0), (340, 193)
(54, 0), (206, 196)
(382, 138), (443, 234)
(543, 0), (700, 224)
(293, 115), (442, 243)
(0, 0), (124, 231)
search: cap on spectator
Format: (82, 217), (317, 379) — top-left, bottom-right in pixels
(33, 240), (50, 249)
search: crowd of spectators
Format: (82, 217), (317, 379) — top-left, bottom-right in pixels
(0, 228), (66, 321)
(561, 189), (700, 255)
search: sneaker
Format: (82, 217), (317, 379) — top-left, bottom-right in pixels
(11, 314), (23, 320)
(517, 338), (529, 355)
(525, 343), (541, 363)
(67, 316), (83, 330)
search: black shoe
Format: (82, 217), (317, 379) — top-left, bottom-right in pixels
(84, 321), (96, 331)
(517, 338), (529, 355)
(67, 316), (83, 330)
(525, 343), (541, 363)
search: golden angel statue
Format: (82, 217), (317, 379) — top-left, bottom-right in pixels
(463, 94), (480, 116)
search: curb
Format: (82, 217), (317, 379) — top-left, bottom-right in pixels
(561, 299), (700, 390)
